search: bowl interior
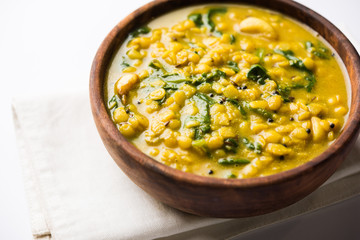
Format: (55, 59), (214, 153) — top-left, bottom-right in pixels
(90, 0), (360, 188)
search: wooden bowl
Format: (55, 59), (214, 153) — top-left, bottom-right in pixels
(90, 0), (360, 217)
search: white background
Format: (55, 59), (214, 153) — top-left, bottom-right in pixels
(0, 0), (359, 239)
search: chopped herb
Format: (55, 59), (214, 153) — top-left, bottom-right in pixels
(192, 139), (206, 148)
(215, 69), (226, 78)
(218, 158), (250, 165)
(192, 139), (209, 155)
(187, 8), (227, 36)
(313, 47), (329, 59)
(242, 137), (255, 150)
(255, 48), (266, 62)
(305, 41), (312, 49)
(227, 61), (240, 73)
(227, 99), (247, 116)
(274, 49), (316, 92)
(191, 93), (215, 139)
(305, 41), (330, 59)
(242, 138), (262, 154)
(254, 142), (262, 154)
(163, 84), (178, 90)
(144, 68), (191, 93)
(227, 98), (272, 119)
(245, 101), (273, 119)
(155, 96), (167, 105)
(148, 61), (160, 70)
(227, 173), (237, 179)
(223, 138), (239, 153)
(154, 74), (190, 105)
(108, 95), (119, 110)
(148, 72), (187, 105)
(196, 92), (216, 105)
(277, 84), (307, 101)
(251, 107), (273, 119)
(161, 73), (191, 84)
(277, 86), (292, 102)
(228, 100), (272, 119)
(205, 7), (227, 32)
(148, 60), (163, 70)
(304, 74), (316, 92)
(129, 26), (151, 39)
(191, 69), (226, 85)
(162, 73), (178, 78)
(154, 90), (168, 106)
(188, 13), (204, 27)
(274, 49), (307, 71)
(203, 69), (227, 81)
(230, 34), (236, 44)
(247, 64), (269, 85)
(120, 56), (130, 70)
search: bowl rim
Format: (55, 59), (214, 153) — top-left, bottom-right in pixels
(90, 0), (360, 188)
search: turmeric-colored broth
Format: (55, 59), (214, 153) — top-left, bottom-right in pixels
(105, 5), (349, 178)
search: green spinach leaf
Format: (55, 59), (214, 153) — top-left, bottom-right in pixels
(188, 13), (204, 27)
(227, 61), (240, 73)
(227, 99), (247, 116)
(305, 41), (330, 59)
(191, 93), (215, 139)
(274, 49), (308, 71)
(161, 73), (192, 84)
(129, 26), (151, 39)
(274, 49), (316, 92)
(191, 69), (226, 85)
(251, 107), (273, 119)
(108, 95), (119, 110)
(120, 56), (130, 70)
(218, 158), (250, 165)
(255, 48), (265, 61)
(148, 59), (163, 71)
(204, 7), (227, 35)
(242, 137), (262, 154)
(247, 64), (269, 85)
(230, 34), (236, 44)
(223, 138), (239, 153)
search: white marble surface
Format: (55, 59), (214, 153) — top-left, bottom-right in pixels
(0, 0), (359, 239)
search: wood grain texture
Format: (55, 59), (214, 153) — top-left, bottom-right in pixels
(89, 0), (360, 217)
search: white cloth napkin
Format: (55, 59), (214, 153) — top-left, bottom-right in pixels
(12, 91), (360, 240)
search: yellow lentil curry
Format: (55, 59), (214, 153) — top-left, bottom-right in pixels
(105, 5), (349, 178)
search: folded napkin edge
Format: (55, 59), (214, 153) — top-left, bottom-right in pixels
(12, 103), (53, 239)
